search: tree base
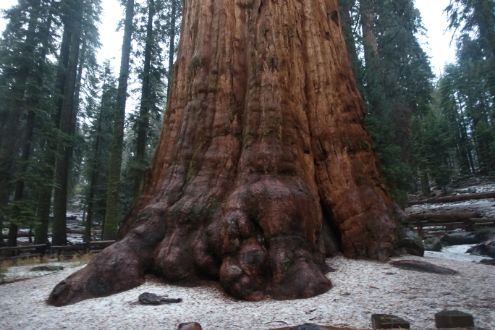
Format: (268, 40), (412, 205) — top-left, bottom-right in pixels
(48, 218), (332, 306)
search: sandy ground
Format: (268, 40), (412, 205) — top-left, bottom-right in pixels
(1, 254), (494, 330)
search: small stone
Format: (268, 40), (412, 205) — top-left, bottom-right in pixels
(177, 322), (202, 330)
(138, 292), (182, 305)
(371, 314), (410, 329)
(389, 260), (458, 275)
(30, 265), (64, 272)
(435, 310), (474, 329)
(290, 324), (324, 330)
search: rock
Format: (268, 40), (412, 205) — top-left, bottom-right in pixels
(441, 232), (479, 246)
(390, 260), (458, 275)
(435, 310), (474, 329)
(467, 240), (495, 258)
(30, 265), (64, 272)
(371, 314), (410, 329)
(396, 227), (424, 256)
(479, 259), (495, 266)
(177, 322), (202, 330)
(423, 237), (442, 251)
(138, 292), (182, 305)
(473, 228), (495, 242)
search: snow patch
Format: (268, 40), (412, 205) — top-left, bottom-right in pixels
(0, 255), (494, 329)
(425, 245), (486, 263)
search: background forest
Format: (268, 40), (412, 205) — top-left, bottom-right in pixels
(0, 0), (493, 247)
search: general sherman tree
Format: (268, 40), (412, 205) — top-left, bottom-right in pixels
(49, 0), (399, 306)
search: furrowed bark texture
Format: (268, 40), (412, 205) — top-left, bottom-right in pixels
(49, 0), (398, 306)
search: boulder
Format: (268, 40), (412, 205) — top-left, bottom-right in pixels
(441, 232), (479, 246)
(371, 314), (410, 329)
(435, 310), (474, 329)
(396, 227), (424, 256)
(390, 260), (458, 275)
(473, 228), (495, 242)
(467, 240), (495, 259)
(138, 292), (182, 305)
(479, 259), (495, 266)
(423, 237), (442, 251)
(177, 322), (202, 330)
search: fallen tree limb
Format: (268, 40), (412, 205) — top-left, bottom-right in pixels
(409, 191), (495, 205)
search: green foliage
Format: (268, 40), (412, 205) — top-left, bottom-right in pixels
(344, 0), (434, 202)
(121, 0), (183, 212)
(82, 62), (117, 225)
(439, 0), (495, 176)
(413, 91), (454, 189)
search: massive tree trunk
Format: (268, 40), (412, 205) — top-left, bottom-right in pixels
(48, 0), (398, 306)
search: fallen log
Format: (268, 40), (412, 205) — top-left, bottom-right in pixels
(409, 191), (495, 205)
(406, 211), (482, 223)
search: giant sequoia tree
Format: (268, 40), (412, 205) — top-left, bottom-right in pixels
(49, 0), (399, 306)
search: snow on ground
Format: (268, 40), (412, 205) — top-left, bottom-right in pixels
(426, 244), (486, 263)
(454, 183), (495, 194)
(1, 261), (84, 283)
(1, 254), (494, 330)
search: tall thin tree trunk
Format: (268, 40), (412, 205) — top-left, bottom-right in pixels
(52, 2), (83, 245)
(34, 2), (73, 245)
(0, 0), (42, 245)
(339, 0), (361, 81)
(360, 0), (378, 65)
(166, 0), (177, 98)
(359, 0), (382, 116)
(85, 107), (105, 243)
(103, 0), (135, 240)
(49, 0), (399, 307)
(134, 0), (155, 197)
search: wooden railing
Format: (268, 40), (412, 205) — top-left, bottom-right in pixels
(0, 240), (115, 261)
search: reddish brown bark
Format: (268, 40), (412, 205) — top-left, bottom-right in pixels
(48, 0), (398, 306)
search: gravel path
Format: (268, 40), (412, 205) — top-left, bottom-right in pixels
(0, 254), (494, 330)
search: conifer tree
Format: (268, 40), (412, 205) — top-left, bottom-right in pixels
(103, 0), (135, 240)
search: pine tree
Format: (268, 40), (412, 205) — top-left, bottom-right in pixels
(51, 0), (85, 245)
(83, 63), (117, 242)
(103, 0), (135, 240)
(0, 0), (57, 245)
(33, 0), (101, 245)
(132, 0), (159, 196)
(350, 0), (434, 202)
(445, 0), (495, 175)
